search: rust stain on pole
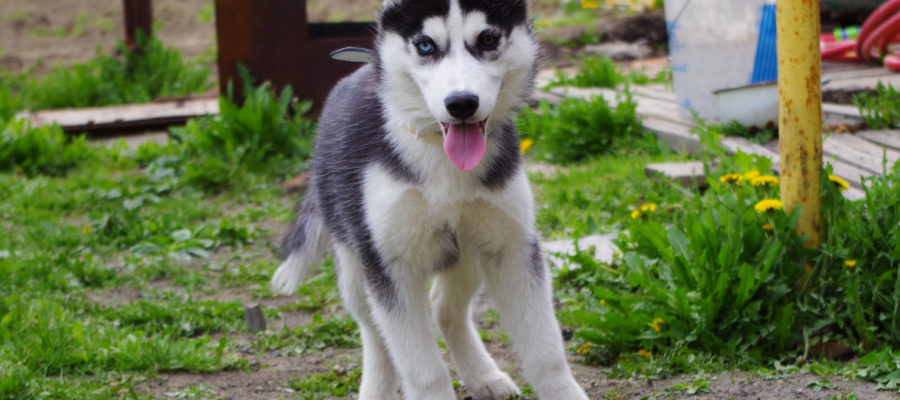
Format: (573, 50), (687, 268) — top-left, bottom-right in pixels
(123, 0), (153, 51)
(777, 0), (823, 249)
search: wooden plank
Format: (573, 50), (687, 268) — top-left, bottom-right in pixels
(823, 157), (873, 189)
(822, 103), (861, 119)
(823, 135), (885, 174)
(822, 66), (896, 82)
(828, 133), (900, 167)
(856, 130), (900, 152)
(548, 86), (692, 127)
(642, 117), (701, 155)
(843, 187), (867, 201)
(821, 74), (900, 91)
(19, 97), (219, 132)
(645, 161), (707, 188)
(629, 84), (677, 103)
(721, 136), (779, 161)
(530, 90), (564, 106)
(822, 61), (877, 75)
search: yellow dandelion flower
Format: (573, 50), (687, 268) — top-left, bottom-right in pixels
(640, 203), (658, 213)
(762, 223), (774, 231)
(577, 342), (592, 355)
(743, 170), (761, 180)
(754, 199), (783, 214)
(630, 209), (642, 219)
(638, 349), (652, 360)
(520, 138), (533, 154)
(81, 225), (93, 234)
(720, 173), (743, 185)
(751, 175), (779, 188)
(600, 299), (606, 306)
(581, 0), (601, 9)
(649, 317), (665, 332)
(844, 259), (856, 269)
(829, 175), (850, 192)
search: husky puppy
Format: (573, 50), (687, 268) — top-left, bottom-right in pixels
(272, 0), (588, 398)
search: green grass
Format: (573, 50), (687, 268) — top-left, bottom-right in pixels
(0, 62), (331, 397)
(518, 93), (645, 164)
(5, 33), (211, 112)
(547, 55), (671, 89)
(531, 143), (693, 239)
(854, 82), (900, 130)
(554, 122), (900, 386)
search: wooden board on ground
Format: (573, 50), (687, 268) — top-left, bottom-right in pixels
(828, 133), (900, 167)
(644, 161), (707, 188)
(629, 84), (677, 103)
(721, 137), (780, 162)
(856, 130), (900, 152)
(821, 103), (861, 119)
(547, 86), (690, 126)
(824, 157), (873, 189)
(642, 117), (701, 155)
(18, 97), (219, 133)
(820, 73), (900, 91)
(823, 134), (886, 174)
(822, 65), (896, 82)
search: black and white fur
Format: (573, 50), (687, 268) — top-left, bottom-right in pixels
(273, 1), (588, 398)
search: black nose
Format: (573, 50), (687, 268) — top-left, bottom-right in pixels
(444, 93), (479, 120)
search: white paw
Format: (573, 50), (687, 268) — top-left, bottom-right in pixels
(466, 372), (520, 400)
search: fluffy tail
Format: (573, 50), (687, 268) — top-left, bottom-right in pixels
(271, 189), (330, 294)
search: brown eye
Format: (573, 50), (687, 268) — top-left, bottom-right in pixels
(478, 32), (500, 50)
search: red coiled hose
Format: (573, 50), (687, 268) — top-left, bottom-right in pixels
(822, 0), (900, 71)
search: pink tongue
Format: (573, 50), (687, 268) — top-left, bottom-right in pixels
(443, 122), (486, 171)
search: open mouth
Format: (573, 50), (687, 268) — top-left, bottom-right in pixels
(441, 120), (487, 171)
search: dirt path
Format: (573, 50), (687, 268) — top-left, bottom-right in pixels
(134, 287), (894, 400)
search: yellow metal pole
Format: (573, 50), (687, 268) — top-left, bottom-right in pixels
(777, 0), (823, 249)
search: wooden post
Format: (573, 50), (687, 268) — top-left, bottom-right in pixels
(777, 0), (823, 248)
(123, 0), (153, 52)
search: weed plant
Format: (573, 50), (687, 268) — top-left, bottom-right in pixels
(0, 119), (91, 176)
(518, 92), (644, 163)
(557, 122), (900, 373)
(170, 66), (316, 190)
(547, 55), (670, 89)
(531, 134), (693, 238)
(715, 120), (778, 144)
(17, 32), (211, 111)
(854, 82), (900, 130)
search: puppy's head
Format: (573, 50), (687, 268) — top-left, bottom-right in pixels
(376, 0), (537, 171)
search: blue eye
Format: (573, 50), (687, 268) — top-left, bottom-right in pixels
(416, 40), (436, 55)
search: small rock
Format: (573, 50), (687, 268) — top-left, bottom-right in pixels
(244, 304), (266, 331)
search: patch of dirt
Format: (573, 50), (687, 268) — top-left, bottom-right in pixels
(141, 347), (361, 400)
(539, 10), (668, 65)
(0, 0), (214, 75)
(135, 290), (896, 399)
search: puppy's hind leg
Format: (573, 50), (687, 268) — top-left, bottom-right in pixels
(483, 239), (588, 400)
(431, 259), (519, 399)
(333, 242), (399, 400)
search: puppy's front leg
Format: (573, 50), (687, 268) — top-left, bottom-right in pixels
(483, 239), (588, 400)
(369, 273), (456, 400)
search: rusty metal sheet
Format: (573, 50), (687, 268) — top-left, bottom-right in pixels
(214, 0), (375, 117)
(123, 0), (153, 51)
